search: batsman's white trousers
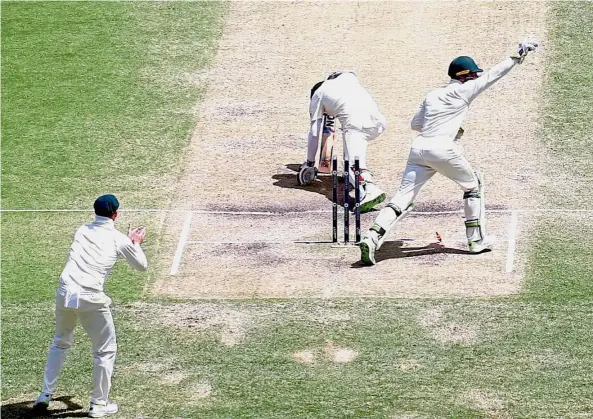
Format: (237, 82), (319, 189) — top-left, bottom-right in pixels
(343, 122), (385, 170)
(389, 144), (478, 210)
(42, 291), (117, 404)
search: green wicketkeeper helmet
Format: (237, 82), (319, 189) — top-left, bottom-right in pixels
(448, 56), (483, 79)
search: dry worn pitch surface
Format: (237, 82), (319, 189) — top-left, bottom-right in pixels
(152, 1), (549, 299)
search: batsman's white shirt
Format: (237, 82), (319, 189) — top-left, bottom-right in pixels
(411, 57), (517, 149)
(59, 216), (148, 306)
(310, 71), (386, 133)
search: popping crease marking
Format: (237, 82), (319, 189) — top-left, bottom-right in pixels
(170, 211), (193, 276)
(2, 208), (593, 214)
(505, 210), (519, 273)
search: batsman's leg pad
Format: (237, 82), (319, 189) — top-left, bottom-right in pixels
(318, 115), (336, 173)
(351, 169), (373, 196)
(358, 170), (386, 213)
(350, 169), (385, 213)
(359, 169), (373, 184)
(343, 130), (369, 169)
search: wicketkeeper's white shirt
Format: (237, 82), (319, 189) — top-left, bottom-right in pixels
(411, 57), (518, 149)
(58, 216), (148, 307)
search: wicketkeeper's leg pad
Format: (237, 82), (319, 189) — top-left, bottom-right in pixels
(371, 202), (414, 250)
(463, 171), (486, 242)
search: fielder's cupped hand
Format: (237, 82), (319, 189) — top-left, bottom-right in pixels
(128, 226), (147, 244)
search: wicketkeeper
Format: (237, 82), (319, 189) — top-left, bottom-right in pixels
(33, 195), (148, 417)
(298, 71), (388, 213)
(360, 39), (539, 265)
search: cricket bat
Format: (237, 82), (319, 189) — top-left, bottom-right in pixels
(318, 115), (336, 174)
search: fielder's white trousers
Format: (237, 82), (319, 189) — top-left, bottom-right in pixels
(389, 145), (478, 211)
(42, 291), (117, 404)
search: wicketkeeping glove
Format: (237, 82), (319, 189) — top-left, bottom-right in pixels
(513, 38), (539, 63)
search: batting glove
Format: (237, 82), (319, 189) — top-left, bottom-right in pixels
(297, 160), (318, 186)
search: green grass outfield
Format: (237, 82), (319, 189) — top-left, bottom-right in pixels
(2, 2), (593, 418)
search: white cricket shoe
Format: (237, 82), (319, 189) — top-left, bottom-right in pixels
(360, 231), (379, 265)
(468, 235), (496, 254)
(33, 392), (52, 410)
(360, 183), (386, 213)
(89, 401), (118, 418)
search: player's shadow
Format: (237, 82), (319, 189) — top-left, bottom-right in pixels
(1, 396), (86, 418)
(351, 241), (474, 267)
(272, 163), (346, 203)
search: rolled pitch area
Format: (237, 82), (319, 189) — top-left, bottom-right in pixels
(153, 1), (548, 299)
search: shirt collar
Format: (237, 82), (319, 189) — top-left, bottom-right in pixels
(449, 79), (462, 85)
(94, 215), (115, 228)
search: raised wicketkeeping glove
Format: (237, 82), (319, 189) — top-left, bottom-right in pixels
(513, 38), (540, 63)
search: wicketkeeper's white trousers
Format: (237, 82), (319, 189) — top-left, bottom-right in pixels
(389, 145), (478, 211)
(42, 291), (117, 404)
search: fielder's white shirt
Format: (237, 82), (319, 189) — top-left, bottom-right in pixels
(58, 216), (148, 305)
(411, 57), (518, 149)
(309, 71), (386, 140)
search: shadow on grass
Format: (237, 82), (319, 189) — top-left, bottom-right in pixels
(351, 241), (476, 267)
(1, 396), (86, 418)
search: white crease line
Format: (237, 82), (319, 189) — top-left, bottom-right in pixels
(0, 209), (168, 213)
(505, 211), (519, 273)
(185, 238), (469, 245)
(186, 240), (338, 245)
(169, 212), (193, 276)
(2, 208), (593, 215)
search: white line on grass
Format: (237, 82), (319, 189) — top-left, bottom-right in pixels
(169, 211), (193, 276)
(505, 210), (519, 273)
(2, 208), (593, 214)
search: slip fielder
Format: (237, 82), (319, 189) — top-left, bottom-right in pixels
(33, 195), (148, 417)
(298, 71), (388, 213)
(360, 38), (540, 265)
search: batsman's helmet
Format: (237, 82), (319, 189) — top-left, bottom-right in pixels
(448, 56), (483, 79)
(311, 81), (324, 98)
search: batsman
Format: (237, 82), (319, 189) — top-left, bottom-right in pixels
(297, 71), (388, 213)
(360, 39), (539, 265)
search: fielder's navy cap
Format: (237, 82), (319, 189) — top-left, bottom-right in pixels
(94, 194), (119, 217)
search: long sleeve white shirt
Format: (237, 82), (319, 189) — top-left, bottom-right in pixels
(411, 57), (517, 149)
(308, 72), (386, 148)
(59, 216), (148, 298)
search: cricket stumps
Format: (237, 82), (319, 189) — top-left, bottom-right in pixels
(331, 155), (361, 244)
